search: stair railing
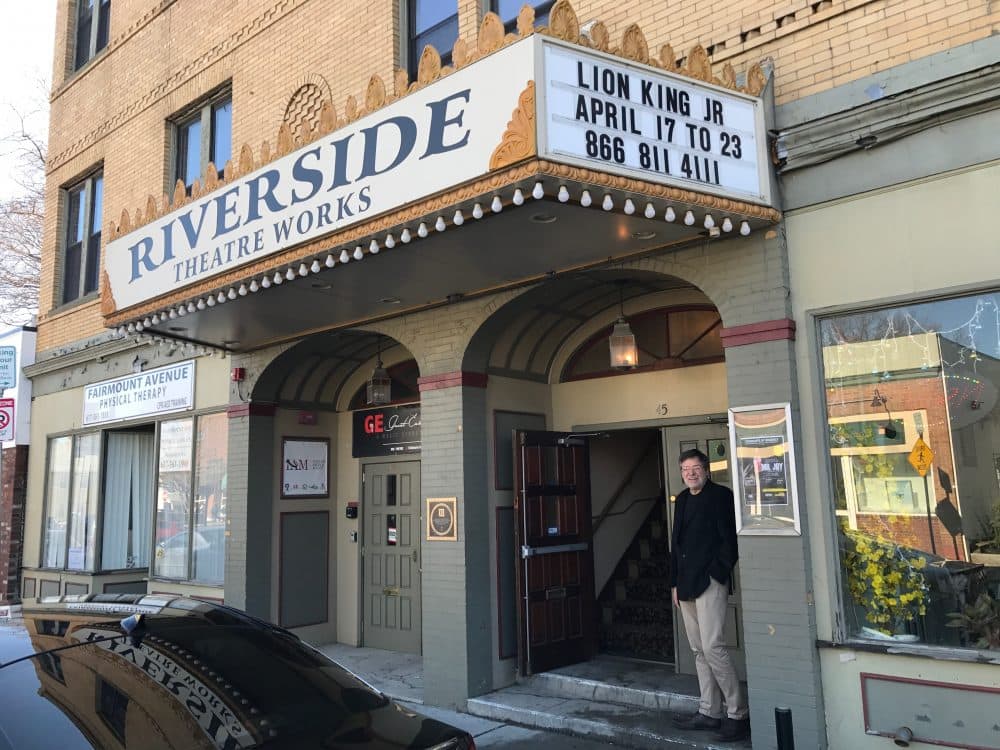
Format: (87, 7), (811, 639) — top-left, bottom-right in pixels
(591, 436), (660, 537)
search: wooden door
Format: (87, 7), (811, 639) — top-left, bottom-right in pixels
(362, 461), (421, 653)
(662, 423), (746, 680)
(514, 430), (597, 675)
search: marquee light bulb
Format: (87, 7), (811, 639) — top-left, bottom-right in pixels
(187, 302), (197, 313)
(644, 203), (655, 218)
(472, 203), (484, 219)
(340, 249), (351, 263)
(238, 284), (248, 296)
(602, 194), (613, 211)
(353, 246), (364, 260)
(532, 182), (544, 199)
(435, 216), (447, 232)
(453, 210), (464, 226)
(249, 280), (259, 293)
(400, 228), (412, 243)
(704, 214), (715, 229)
(310, 260), (321, 274)
(177, 305), (187, 316)
(325, 254), (335, 267)
(197, 299), (206, 310)
(740, 221), (751, 236)
(512, 189), (524, 206)
(684, 210), (695, 225)
(168, 309), (177, 319)
(722, 217), (733, 233)
(261, 276), (271, 289)
(384, 234), (395, 249)
(665, 207), (676, 222)
(623, 198), (635, 215)
(206, 296), (216, 307)
(417, 222), (429, 238)
(151, 314), (160, 325)
(370, 239), (380, 254)
(273, 272), (283, 284)
(580, 190), (592, 207)
(491, 196), (503, 213)
(298, 263), (309, 277)
(557, 186), (569, 202)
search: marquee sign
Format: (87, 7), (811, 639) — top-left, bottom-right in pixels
(539, 38), (770, 205)
(103, 40), (536, 311)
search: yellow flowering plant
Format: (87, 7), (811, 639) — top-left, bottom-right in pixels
(841, 529), (928, 635)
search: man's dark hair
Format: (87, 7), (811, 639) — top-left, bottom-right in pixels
(679, 448), (709, 470)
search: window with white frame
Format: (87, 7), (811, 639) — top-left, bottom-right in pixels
(153, 412), (228, 584)
(173, 92), (232, 193)
(821, 291), (1000, 649)
(61, 170), (103, 304)
(74, 0), (111, 70)
(41, 433), (101, 571)
(407, 0), (458, 75)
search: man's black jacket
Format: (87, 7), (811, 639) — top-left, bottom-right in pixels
(669, 479), (738, 601)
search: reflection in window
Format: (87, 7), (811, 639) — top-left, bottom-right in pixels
(173, 92), (232, 192)
(491, 0), (553, 31)
(153, 414), (227, 584)
(821, 292), (1000, 649)
(97, 678), (128, 744)
(408, 0), (458, 75)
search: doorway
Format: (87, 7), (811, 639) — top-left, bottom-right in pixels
(362, 460), (422, 653)
(662, 422), (747, 679)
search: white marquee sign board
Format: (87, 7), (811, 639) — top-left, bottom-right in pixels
(538, 39), (770, 205)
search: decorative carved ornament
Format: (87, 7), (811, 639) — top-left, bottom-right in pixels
(489, 82), (536, 170)
(106, 0), (770, 246)
(105, 157), (781, 326)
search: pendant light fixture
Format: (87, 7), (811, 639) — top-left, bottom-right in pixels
(367, 337), (391, 406)
(609, 280), (638, 370)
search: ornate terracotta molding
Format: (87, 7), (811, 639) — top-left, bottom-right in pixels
(490, 82), (536, 170)
(719, 318), (796, 348)
(417, 371), (488, 392)
(105, 0), (770, 246)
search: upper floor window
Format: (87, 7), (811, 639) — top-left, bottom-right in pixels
(173, 92), (232, 193)
(74, 0), (110, 70)
(491, 0), (553, 31)
(408, 0), (458, 75)
(62, 170), (103, 304)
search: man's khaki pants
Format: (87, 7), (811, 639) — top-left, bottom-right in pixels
(678, 578), (748, 720)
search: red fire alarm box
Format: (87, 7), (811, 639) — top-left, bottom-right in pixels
(231, 367), (246, 382)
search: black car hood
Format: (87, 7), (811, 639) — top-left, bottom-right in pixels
(0, 597), (469, 750)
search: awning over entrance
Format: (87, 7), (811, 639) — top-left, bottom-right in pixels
(100, 0), (779, 352)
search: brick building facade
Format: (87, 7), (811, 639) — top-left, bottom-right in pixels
(23, 1), (1000, 748)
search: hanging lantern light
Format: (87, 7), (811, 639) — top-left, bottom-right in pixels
(366, 337), (392, 406)
(609, 281), (638, 370)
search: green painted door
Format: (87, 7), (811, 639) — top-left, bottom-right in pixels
(362, 461), (421, 653)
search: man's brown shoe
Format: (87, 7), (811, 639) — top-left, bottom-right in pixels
(714, 717), (751, 742)
(671, 712), (722, 730)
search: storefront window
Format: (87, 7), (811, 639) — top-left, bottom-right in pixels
(41, 433), (100, 571)
(821, 292), (1000, 650)
(153, 414), (227, 583)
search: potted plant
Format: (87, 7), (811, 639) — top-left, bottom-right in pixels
(970, 501), (1000, 566)
(841, 529), (928, 638)
(947, 593), (1000, 650)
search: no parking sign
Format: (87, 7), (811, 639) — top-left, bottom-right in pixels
(0, 399), (14, 442)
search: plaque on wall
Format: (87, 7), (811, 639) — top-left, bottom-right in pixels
(426, 497), (457, 541)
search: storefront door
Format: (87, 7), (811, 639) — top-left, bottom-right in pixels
(662, 423), (747, 680)
(362, 461), (421, 653)
(514, 430), (597, 675)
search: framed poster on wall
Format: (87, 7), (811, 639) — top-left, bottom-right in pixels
(728, 403), (800, 535)
(281, 437), (330, 498)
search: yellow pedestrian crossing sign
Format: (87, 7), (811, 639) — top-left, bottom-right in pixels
(908, 437), (933, 477)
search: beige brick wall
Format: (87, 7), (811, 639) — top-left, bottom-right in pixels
(38, 0), (1000, 351)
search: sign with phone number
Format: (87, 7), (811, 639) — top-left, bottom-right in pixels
(540, 40), (770, 206)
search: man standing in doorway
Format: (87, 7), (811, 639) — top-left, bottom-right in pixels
(669, 448), (749, 743)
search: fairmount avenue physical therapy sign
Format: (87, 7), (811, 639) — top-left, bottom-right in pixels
(104, 36), (770, 311)
(83, 360), (195, 425)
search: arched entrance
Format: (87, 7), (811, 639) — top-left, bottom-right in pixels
(247, 329), (423, 652)
(463, 269), (744, 678)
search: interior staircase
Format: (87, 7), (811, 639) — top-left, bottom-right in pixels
(598, 496), (675, 662)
